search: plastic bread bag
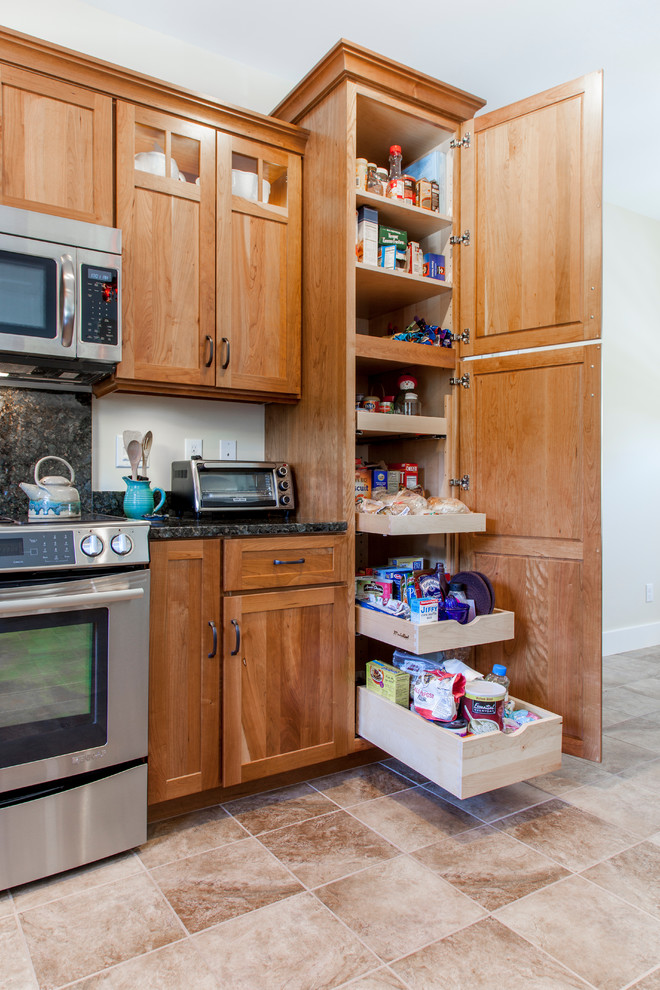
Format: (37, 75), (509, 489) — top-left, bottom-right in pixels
(413, 670), (466, 722)
(355, 497), (387, 514)
(390, 488), (428, 514)
(391, 650), (444, 701)
(442, 657), (484, 681)
(426, 496), (469, 514)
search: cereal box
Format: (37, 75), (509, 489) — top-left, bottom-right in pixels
(366, 660), (410, 706)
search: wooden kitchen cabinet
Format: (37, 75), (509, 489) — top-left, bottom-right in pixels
(0, 64), (113, 224)
(222, 535), (350, 787)
(148, 539), (221, 804)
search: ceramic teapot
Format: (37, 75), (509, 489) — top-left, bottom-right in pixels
(19, 456), (81, 520)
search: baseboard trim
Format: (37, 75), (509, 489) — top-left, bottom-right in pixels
(603, 622), (660, 656)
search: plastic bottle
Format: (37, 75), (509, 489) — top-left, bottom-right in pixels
(485, 664), (510, 703)
(387, 145), (404, 200)
(435, 562), (450, 600)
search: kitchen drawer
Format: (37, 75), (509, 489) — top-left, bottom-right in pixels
(355, 605), (514, 653)
(223, 535), (348, 591)
(357, 687), (562, 799)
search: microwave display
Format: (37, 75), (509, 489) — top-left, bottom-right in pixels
(0, 250), (57, 339)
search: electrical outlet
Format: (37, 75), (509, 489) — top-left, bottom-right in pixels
(220, 440), (237, 460)
(185, 438), (203, 459)
(646, 583), (654, 603)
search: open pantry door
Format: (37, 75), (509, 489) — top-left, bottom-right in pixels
(458, 74), (603, 761)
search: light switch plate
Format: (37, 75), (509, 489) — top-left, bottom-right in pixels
(220, 440), (237, 460)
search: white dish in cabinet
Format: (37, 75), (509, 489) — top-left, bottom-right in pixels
(355, 605), (514, 653)
(357, 687), (562, 799)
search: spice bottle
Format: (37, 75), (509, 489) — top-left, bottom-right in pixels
(387, 145), (404, 200)
(484, 664), (510, 703)
(366, 163), (382, 196)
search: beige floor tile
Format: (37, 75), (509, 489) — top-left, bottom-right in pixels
(380, 758), (429, 785)
(150, 836), (302, 934)
(193, 891), (379, 990)
(424, 779), (551, 822)
(494, 874), (660, 990)
(315, 855), (486, 962)
(602, 686), (660, 719)
(530, 752), (614, 796)
(619, 756), (660, 787)
(336, 968), (409, 989)
(19, 872), (183, 990)
(350, 785), (480, 852)
(598, 733), (659, 773)
(309, 764), (414, 808)
(628, 968), (660, 989)
(138, 806), (247, 868)
(564, 774), (660, 838)
(391, 916), (591, 989)
(411, 824), (570, 910)
(259, 809), (398, 888)
(68, 940), (220, 989)
(625, 677), (660, 702)
(581, 840), (660, 919)
(606, 713), (660, 754)
(495, 797), (640, 870)
(11, 853), (142, 912)
(0, 916), (38, 990)
(222, 782), (338, 834)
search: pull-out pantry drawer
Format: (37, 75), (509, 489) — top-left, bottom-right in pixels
(357, 686), (562, 800)
(224, 535), (348, 591)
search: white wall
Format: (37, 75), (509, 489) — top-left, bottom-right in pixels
(602, 203), (660, 654)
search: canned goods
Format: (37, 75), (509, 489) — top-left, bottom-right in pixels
(402, 175), (416, 203)
(430, 180), (440, 213)
(362, 396), (380, 412)
(379, 400), (393, 414)
(416, 178), (433, 211)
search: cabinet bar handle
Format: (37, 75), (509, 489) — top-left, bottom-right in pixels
(230, 618), (241, 656)
(221, 337), (230, 370)
(208, 620), (218, 658)
(273, 558), (305, 566)
(204, 335), (214, 367)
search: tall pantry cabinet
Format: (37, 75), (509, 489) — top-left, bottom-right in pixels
(267, 42), (603, 765)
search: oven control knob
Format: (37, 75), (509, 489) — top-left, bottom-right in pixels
(111, 533), (133, 556)
(280, 495), (291, 505)
(80, 534), (104, 558)
(276, 465), (288, 477)
(278, 480), (290, 491)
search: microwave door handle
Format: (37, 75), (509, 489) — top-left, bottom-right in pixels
(60, 254), (76, 348)
(0, 587), (144, 615)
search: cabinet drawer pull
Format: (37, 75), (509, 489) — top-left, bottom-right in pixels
(204, 335), (214, 367)
(221, 337), (230, 370)
(273, 558), (306, 566)
(208, 620), (218, 658)
(230, 618), (241, 656)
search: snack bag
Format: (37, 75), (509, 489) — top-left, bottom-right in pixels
(413, 670), (466, 722)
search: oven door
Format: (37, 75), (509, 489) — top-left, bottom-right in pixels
(0, 568), (149, 793)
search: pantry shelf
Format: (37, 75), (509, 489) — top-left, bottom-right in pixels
(355, 334), (456, 372)
(356, 687), (562, 799)
(356, 191), (453, 241)
(356, 262), (452, 319)
(355, 605), (514, 653)
(355, 511), (487, 536)
(356, 409), (447, 436)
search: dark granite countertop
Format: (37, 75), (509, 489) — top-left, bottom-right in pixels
(145, 516), (348, 539)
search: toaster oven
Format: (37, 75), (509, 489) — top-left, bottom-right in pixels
(170, 460), (295, 514)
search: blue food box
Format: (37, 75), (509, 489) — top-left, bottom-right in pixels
(371, 468), (388, 489)
(423, 253), (446, 281)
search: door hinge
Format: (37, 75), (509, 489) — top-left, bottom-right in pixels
(449, 372), (470, 389)
(449, 474), (470, 491)
(451, 329), (470, 345)
(450, 230), (470, 246)
(450, 132), (471, 149)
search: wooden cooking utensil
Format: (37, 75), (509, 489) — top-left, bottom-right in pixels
(141, 430), (153, 478)
(126, 440), (141, 482)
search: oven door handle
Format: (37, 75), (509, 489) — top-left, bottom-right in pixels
(0, 587), (144, 614)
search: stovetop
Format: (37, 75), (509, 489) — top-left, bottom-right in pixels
(0, 512), (128, 528)
(0, 514), (151, 572)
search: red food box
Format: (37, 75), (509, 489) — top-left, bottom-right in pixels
(389, 462), (418, 489)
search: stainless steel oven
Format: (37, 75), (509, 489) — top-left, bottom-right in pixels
(0, 515), (150, 890)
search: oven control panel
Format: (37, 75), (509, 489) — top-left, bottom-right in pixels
(0, 521), (149, 572)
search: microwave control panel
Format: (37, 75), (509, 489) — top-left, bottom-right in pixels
(80, 265), (119, 346)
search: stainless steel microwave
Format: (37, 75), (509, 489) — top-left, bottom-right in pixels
(0, 205), (121, 387)
(171, 460), (295, 514)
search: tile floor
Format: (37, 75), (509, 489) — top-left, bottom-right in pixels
(3, 648), (660, 990)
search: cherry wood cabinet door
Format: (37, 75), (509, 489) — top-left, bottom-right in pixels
(116, 103), (216, 386)
(459, 346), (601, 760)
(459, 72), (602, 356)
(0, 65), (112, 224)
(148, 540), (221, 804)
(222, 585), (348, 786)
(216, 133), (301, 396)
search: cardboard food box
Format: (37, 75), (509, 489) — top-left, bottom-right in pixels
(410, 597), (439, 623)
(357, 206), (379, 267)
(366, 660), (410, 706)
(389, 462), (418, 489)
(355, 468), (371, 499)
(423, 253), (446, 281)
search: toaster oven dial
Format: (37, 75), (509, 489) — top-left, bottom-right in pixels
(278, 480), (290, 491)
(111, 533), (133, 556)
(276, 465), (288, 477)
(281, 495), (291, 505)
(80, 534), (104, 557)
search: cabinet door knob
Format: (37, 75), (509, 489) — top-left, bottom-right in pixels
(204, 335), (214, 368)
(208, 619), (218, 658)
(230, 618), (241, 656)
(221, 337), (230, 370)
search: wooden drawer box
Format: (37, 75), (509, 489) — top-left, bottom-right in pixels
(355, 605), (514, 653)
(224, 535), (348, 591)
(357, 686), (562, 799)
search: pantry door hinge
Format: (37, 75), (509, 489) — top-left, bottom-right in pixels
(449, 474), (470, 491)
(450, 229), (470, 246)
(450, 132), (471, 149)
(449, 372), (471, 389)
(451, 329), (470, 345)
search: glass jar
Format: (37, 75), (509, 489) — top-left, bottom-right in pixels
(402, 391), (420, 416)
(366, 163), (382, 196)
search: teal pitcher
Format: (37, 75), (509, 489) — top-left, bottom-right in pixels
(122, 477), (165, 519)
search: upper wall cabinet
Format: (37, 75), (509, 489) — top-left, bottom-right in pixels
(0, 65), (113, 225)
(115, 102), (217, 387)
